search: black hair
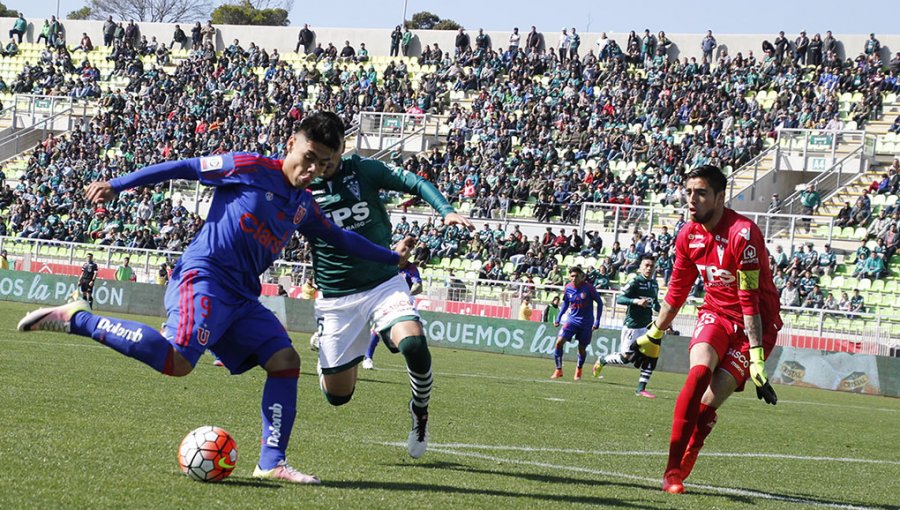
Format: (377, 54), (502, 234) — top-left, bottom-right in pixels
(568, 265), (585, 275)
(294, 112), (345, 151)
(639, 254), (656, 264)
(685, 164), (727, 195)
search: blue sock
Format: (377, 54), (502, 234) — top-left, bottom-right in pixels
(70, 311), (174, 374)
(365, 331), (379, 359)
(554, 346), (564, 369)
(258, 368), (298, 470)
(577, 352), (586, 369)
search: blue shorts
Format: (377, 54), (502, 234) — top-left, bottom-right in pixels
(558, 323), (593, 347)
(162, 268), (292, 374)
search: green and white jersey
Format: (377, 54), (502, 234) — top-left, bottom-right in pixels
(308, 154), (455, 298)
(615, 274), (660, 329)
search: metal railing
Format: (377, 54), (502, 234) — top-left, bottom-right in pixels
(725, 143), (778, 206)
(779, 146), (867, 216)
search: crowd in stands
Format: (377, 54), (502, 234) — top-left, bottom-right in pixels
(0, 18), (897, 307)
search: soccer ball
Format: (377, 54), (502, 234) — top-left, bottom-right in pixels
(177, 426), (238, 482)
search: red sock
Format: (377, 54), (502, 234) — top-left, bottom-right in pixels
(687, 403), (718, 451)
(666, 365), (712, 474)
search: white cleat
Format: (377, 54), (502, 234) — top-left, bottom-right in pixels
(361, 358), (374, 370)
(407, 399), (429, 459)
(17, 300), (91, 333)
(252, 460), (320, 484)
(309, 332), (320, 352)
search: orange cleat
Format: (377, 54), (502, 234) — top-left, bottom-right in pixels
(550, 369), (563, 379)
(662, 470), (685, 494)
(574, 367), (583, 381)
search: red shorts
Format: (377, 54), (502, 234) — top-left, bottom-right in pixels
(688, 311), (778, 391)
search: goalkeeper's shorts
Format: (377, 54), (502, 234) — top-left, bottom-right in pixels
(689, 311), (776, 391)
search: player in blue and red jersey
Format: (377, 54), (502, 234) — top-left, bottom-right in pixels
(361, 260), (423, 370)
(628, 165), (781, 494)
(17, 113), (410, 484)
(552, 265), (603, 381)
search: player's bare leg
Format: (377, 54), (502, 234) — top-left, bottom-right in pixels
(663, 343), (720, 494)
(681, 369), (737, 480)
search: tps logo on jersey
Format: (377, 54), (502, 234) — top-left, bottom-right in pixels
(200, 156), (224, 172)
(696, 264), (736, 287)
(327, 202), (371, 228)
(293, 205), (307, 224)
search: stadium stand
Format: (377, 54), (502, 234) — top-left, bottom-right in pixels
(0, 19), (898, 354)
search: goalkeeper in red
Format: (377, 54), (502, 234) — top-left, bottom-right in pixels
(629, 165), (781, 494)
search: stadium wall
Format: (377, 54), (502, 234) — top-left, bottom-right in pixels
(1, 269), (897, 397)
(2, 18), (897, 64)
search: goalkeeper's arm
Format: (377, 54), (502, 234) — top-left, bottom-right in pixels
(630, 300), (680, 370)
(745, 313), (777, 405)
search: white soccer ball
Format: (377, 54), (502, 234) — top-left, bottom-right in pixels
(177, 426), (238, 482)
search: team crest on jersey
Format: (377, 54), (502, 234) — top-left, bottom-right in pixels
(197, 326), (210, 346)
(738, 227), (751, 240)
(347, 179), (361, 200)
(266, 192), (274, 201)
(293, 205), (307, 224)
(200, 156), (224, 172)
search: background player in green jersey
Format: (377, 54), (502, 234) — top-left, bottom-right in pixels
(308, 136), (473, 458)
(593, 255), (661, 398)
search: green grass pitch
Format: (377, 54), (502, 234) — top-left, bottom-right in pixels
(0, 301), (897, 509)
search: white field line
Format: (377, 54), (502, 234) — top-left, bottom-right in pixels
(376, 442), (900, 466)
(377, 442), (878, 510)
(369, 364), (900, 414)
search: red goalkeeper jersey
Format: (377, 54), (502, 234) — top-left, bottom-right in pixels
(665, 208), (782, 332)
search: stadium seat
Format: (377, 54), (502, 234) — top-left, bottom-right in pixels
(871, 279), (885, 292)
(858, 278), (872, 291)
(853, 227), (868, 240)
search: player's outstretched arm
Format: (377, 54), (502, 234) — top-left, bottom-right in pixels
(86, 181), (118, 205)
(630, 300), (680, 370)
(106, 158), (202, 193)
(746, 314), (777, 405)
(443, 212), (475, 231)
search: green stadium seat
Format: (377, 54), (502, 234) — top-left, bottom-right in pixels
(858, 278), (872, 291)
(884, 279), (898, 294)
(871, 279), (885, 292)
(831, 276), (845, 289)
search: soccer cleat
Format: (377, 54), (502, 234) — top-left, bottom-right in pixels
(252, 460), (320, 484)
(662, 470), (685, 494)
(680, 447), (700, 480)
(361, 358), (374, 370)
(574, 367), (583, 381)
(550, 369), (563, 379)
(17, 300), (90, 333)
(592, 362), (605, 379)
(407, 399), (429, 459)
(213, 358), (225, 367)
(636, 390), (657, 399)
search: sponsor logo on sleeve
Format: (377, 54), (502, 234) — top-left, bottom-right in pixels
(200, 156), (224, 172)
(741, 245), (759, 264)
(738, 227), (751, 241)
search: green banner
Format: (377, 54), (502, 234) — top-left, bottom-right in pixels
(808, 134), (833, 146)
(3, 269), (896, 397)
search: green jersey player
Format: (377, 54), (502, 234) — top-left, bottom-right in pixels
(593, 255), (661, 398)
(308, 137), (473, 458)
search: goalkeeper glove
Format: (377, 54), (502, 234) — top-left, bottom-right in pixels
(749, 346), (777, 405)
(630, 323), (664, 371)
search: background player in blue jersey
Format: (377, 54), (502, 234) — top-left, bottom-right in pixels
(16, 113), (409, 484)
(361, 260), (423, 370)
(552, 266), (604, 381)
